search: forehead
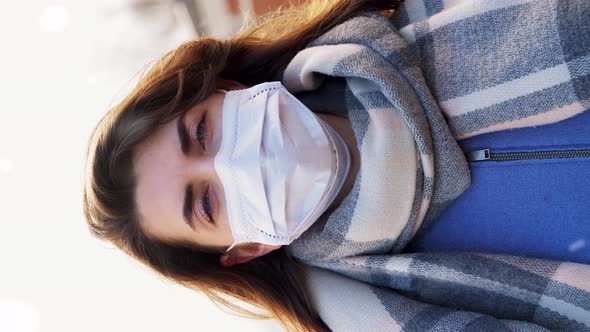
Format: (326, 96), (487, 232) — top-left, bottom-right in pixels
(133, 119), (185, 240)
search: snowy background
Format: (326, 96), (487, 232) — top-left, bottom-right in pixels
(0, 0), (287, 331)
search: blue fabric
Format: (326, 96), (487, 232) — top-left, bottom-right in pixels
(407, 109), (590, 264)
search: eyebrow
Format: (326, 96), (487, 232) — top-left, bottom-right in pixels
(183, 184), (199, 232)
(176, 112), (190, 157)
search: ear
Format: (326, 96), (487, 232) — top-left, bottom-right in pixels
(219, 243), (281, 267)
(215, 77), (248, 91)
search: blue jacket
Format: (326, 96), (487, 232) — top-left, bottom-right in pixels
(408, 109), (590, 264)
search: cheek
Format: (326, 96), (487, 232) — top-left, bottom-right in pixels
(219, 214), (234, 245)
(209, 95), (225, 154)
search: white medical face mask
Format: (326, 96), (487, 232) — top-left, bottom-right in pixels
(215, 81), (350, 253)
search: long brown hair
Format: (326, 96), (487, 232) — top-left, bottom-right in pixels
(82, 1), (402, 331)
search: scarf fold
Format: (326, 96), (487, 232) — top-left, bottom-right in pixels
(282, 11), (472, 254)
(280, 5), (590, 330)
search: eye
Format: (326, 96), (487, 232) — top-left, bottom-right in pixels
(192, 113), (208, 151)
(198, 185), (214, 224)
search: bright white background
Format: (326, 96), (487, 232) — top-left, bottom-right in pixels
(0, 1), (283, 331)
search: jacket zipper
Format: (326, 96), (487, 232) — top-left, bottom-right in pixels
(465, 148), (590, 162)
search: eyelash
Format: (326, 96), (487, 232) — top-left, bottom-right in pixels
(197, 185), (214, 224)
(190, 112), (213, 225)
(193, 113), (208, 151)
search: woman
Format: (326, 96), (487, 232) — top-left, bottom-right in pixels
(83, 0), (590, 331)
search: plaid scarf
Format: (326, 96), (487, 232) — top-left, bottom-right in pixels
(280, 1), (590, 330)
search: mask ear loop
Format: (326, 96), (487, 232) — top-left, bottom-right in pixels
(225, 242), (237, 253)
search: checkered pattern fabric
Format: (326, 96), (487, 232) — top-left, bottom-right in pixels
(280, 2), (590, 331)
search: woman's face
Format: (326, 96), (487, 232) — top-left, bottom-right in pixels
(133, 83), (243, 255)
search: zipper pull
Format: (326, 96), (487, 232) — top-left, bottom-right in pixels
(466, 149), (491, 162)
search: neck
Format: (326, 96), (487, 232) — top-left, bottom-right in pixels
(315, 113), (360, 212)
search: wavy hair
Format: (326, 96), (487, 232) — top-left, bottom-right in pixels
(82, 1), (402, 331)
